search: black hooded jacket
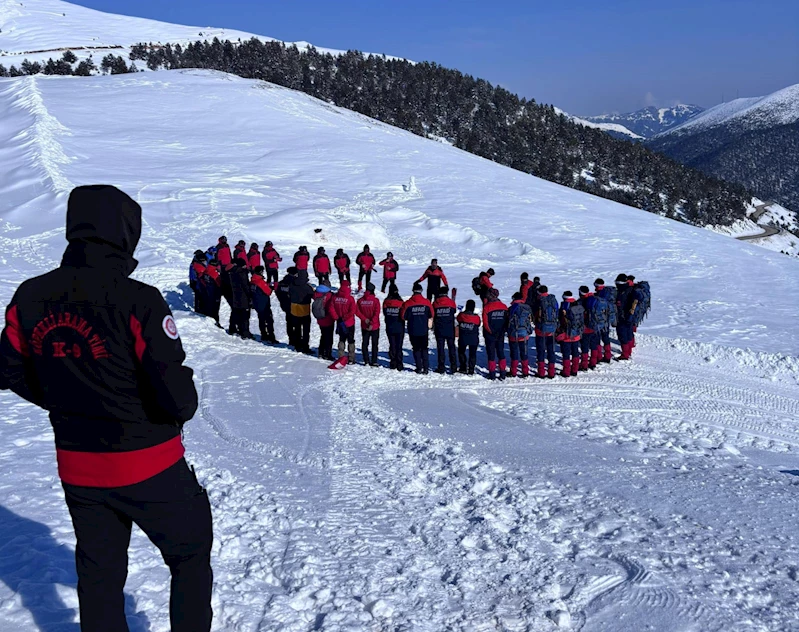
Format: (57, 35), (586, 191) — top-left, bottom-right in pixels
(0, 185), (197, 488)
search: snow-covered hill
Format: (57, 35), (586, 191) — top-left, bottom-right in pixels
(657, 85), (799, 138)
(0, 0), (393, 65)
(585, 104), (704, 139)
(1, 69), (799, 631)
(555, 106), (643, 140)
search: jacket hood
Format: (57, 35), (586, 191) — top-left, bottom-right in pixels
(66, 185), (141, 256)
(292, 270), (310, 285)
(338, 282), (351, 297)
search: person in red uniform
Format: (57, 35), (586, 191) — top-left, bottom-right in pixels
(432, 287), (458, 374)
(328, 280), (357, 363)
(482, 288), (509, 380)
(478, 268), (495, 303)
(356, 283), (381, 366)
(233, 239), (248, 264)
(417, 259), (448, 303)
(293, 245), (310, 272)
(355, 245), (376, 293)
(379, 252), (399, 293)
(334, 249), (351, 285)
(382, 286), (405, 370)
(313, 247), (331, 286)
(313, 285), (335, 360)
(263, 241), (282, 285)
(401, 283), (433, 374)
(247, 243), (261, 270)
(216, 236), (232, 266)
(0, 185), (212, 632)
(456, 300), (481, 375)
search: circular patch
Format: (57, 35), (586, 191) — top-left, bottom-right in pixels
(162, 315), (180, 340)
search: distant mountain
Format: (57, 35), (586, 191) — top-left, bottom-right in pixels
(648, 84), (799, 211)
(553, 108), (643, 140)
(585, 105), (705, 139)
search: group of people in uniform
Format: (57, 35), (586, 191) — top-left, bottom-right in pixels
(190, 237), (651, 379)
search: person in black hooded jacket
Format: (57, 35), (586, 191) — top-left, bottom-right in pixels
(228, 258), (253, 339)
(0, 185), (213, 632)
(289, 269), (314, 353)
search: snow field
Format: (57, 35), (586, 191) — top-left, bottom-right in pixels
(1, 67), (799, 631)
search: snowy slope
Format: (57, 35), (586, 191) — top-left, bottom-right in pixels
(1, 70), (799, 632)
(657, 84), (799, 137)
(0, 0), (392, 64)
(554, 107), (643, 140)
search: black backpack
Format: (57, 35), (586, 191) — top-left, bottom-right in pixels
(471, 274), (484, 296)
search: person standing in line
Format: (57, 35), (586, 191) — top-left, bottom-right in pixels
(456, 300), (480, 375)
(289, 269), (314, 353)
(593, 278), (615, 363)
(580, 284), (608, 370)
(557, 291), (584, 377)
(432, 287), (458, 374)
(355, 245), (376, 294)
(614, 274), (637, 361)
(383, 286), (405, 371)
(313, 247), (331, 286)
(233, 240), (248, 265)
(534, 285), (559, 379)
(277, 267), (296, 346)
(356, 283), (381, 366)
(0, 185), (212, 632)
(417, 259), (448, 303)
(507, 291), (533, 378)
(334, 249), (351, 285)
(379, 252), (399, 293)
(228, 258), (253, 339)
(482, 288), (508, 380)
(263, 241), (281, 286)
(312, 284), (335, 360)
(329, 280), (357, 364)
(293, 246), (310, 272)
(251, 266), (277, 344)
(402, 282), (433, 374)
(216, 236), (232, 267)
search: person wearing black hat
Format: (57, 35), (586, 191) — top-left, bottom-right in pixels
(228, 258), (254, 339)
(263, 241), (281, 285)
(401, 282), (433, 373)
(615, 274), (635, 360)
(478, 268), (495, 304)
(482, 288), (509, 380)
(593, 278), (615, 363)
(355, 245), (376, 294)
(313, 246), (331, 286)
(456, 300), (481, 375)
(383, 285), (406, 370)
(417, 259), (448, 303)
(534, 285), (559, 378)
(557, 290), (584, 377)
(334, 248), (351, 285)
(190, 249), (207, 311)
(356, 282), (381, 365)
(0, 185), (212, 631)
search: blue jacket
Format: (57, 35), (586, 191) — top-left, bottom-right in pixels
(402, 294), (433, 337)
(433, 296), (457, 338)
(383, 298), (405, 335)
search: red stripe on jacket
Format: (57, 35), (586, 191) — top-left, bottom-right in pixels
(5, 305), (29, 356)
(57, 435), (185, 488)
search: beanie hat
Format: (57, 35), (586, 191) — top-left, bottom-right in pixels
(594, 278), (604, 287)
(579, 285), (590, 296)
(413, 282), (423, 293)
(254, 265), (265, 275)
(512, 292), (522, 301)
(488, 288), (499, 300)
(287, 266), (297, 275)
(438, 287), (449, 296)
(465, 299), (476, 312)
(533, 276), (540, 282)
(318, 246), (325, 253)
(627, 275), (636, 281)
(615, 273), (628, 284)
(387, 251), (393, 257)
(366, 282), (376, 293)
(521, 272), (529, 280)
(538, 285), (548, 294)
(487, 268), (495, 275)
(562, 290), (573, 299)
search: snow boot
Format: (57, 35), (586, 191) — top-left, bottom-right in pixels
(348, 342), (356, 364)
(521, 360), (530, 378)
(537, 361), (546, 379)
(603, 343), (612, 363)
(510, 360), (519, 378)
(580, 353), (589, 372)
(498, 359), (507, 380)
(561, 361), (571, 378)
(487, 361), (496, 380)
(571, 357), (581, 376)
(548, 363), (556, 379)
(589, 348), (599, 369)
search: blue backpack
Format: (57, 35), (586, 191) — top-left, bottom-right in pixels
(565, 302), (585, 338)
(597, 286), (617, 327)
(538, 294), (558, 334)
(508, 302), (533, 337)
(633, 281), (651, 326)
(587, 295), (610, 332)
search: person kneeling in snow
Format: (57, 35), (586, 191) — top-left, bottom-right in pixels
(0, 185), (213, 632)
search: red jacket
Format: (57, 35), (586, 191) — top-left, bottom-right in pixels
(334, 254), (350, 272)
(329, 284), (356, 327)
(293, 251), (310, 271)
(247, 248), (261, 270)
(356, 251), (376, 272)
(520, 280), (535, 302)
(418, 267), (448, 287)
(251, 275), (272, 296)
(356, 292), (381, 331)
(234, 245), (248, 264)
(264, 247), (281, 270)
(216, 243), (232, 266)
(313, 290), (335, 327)
(379, 258), (398, 279)
(314, 254), (331, 275)
(479, 273), (494, 290)
(483, 300), (509, 335)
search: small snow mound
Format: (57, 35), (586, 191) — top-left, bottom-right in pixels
(403, 176), (419, 194)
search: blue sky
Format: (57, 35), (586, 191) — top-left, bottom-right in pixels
(72, 0), (798, 115)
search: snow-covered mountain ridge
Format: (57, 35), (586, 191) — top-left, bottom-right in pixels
(585, 104), (704, 138)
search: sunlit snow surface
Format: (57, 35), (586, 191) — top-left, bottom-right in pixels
(1, 71), (799, 631)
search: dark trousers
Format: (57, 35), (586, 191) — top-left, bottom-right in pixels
(316, 273), (330, 286)
(426, 288), (437, 303)
(319, 325), (334, 359)
(581, 332), (599, 354)
(362, 329), (379, 365)
(230, 308), (251, 337)
(535, 335), (556, 364)
(509, 339), (529, 362)
(266, 268), (278, 285)
(410, 334), (429, 372)
(63, 459), (213, 632)
(599, 329), (611, 346)
(458, 340), (477, 374)
(296, 315), (311, 352)
(337, 270), (351, 284)
(286, 314), (299, 348)
(358, 269), (372, 288)
(256, 306), (275, 341)
(435, 335), (457, 372)
(381, 278), (395, 293)
(387, 331), (405, 369)
(616, 324), (634, 345)
(485, 335), (505, 363)
(560, 340), (579, 362)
